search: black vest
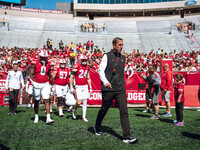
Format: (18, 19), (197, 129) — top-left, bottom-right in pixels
(101, 50), (125, 92)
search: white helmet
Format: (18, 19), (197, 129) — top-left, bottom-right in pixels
(79, 55), (87, 66)
(59, 59), (66, 68)
(38, 50), (48, 64)
(38, 50), (48, 57)
(65, 93), (76, 106)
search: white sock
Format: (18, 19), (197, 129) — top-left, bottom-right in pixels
(59, 108), (63, 114)
(35, 114), (38, 118)
(47, 114), (51, 120)
(82, 100), (87, 119)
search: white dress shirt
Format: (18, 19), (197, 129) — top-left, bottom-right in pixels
(98, 54), (109, 85)
(5, 70), (24, 90)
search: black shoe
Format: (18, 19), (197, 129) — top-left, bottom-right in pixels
(93, 125), (102, 136)
(123, 135), (138, 144)
(8, 112), (12, 115)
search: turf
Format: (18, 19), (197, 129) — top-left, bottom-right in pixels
(0, 106), (200, 150)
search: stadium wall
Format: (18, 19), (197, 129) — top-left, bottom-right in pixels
(74, 0), (200, 16)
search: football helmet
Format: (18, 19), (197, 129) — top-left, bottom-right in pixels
(65, 93), (76, 106)
(38, 50), (48, 64)
(59, 59), (66, 68)
(79, 55), (87, 66)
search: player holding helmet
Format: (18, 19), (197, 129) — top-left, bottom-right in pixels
(70, 55), (92, 122)
(52, 59), (70, 117)
(30, 50), (54, 124)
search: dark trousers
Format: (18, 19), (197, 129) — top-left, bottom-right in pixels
(96, 91), (130, 137)
(175, 102), (184, 122)
(9, 89), (19, 113)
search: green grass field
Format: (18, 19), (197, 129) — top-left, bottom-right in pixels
(0, 106), (200, 150)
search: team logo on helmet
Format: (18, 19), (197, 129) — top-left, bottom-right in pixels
(79, 55), (88, 66)
(38, 50), (48, 64)
(59, 59), (66, 68)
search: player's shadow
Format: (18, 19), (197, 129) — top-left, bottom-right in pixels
(66, 114), (82, 120)
(88, 126), (123, 140)
(135, 114), (151, 118)
(31, 116), (46, 123)
(186, 109), (199, 112)
(0, 141), (10, 150)
(16, 110), (26, 114)
(159, 118), (173, 124)
(54, 111), (59, 116)
(182, 132), (200, 140)
(133, 109), (144, 112)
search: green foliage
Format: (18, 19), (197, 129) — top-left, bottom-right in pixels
(0, 107), (200, 150)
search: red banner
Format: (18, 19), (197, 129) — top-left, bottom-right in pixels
(87, 90), (146, 105)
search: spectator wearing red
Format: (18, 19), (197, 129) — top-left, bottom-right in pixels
(160, 63), (173, 117)
(91, 40), (94, 50)
(132, 49), (137, 56)
(174, 73), (185, 126)
(86, 40), (91, 50)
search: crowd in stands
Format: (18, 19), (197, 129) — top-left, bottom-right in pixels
(0, 40), (199, 76)
(80, 23), (106, 32)
(177, 21), (196, 32)
(177, 21), (196, 44)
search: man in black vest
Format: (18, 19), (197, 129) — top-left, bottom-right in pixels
(93, 37), (137, 144)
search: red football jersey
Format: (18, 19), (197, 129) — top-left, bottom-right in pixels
(53, 67), (70, 86)
(73, 63), (90, 85)
(31, 60), (50, 83)
(174, 82), (185, 102)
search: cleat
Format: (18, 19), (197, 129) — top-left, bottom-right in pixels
(72, 109), (77, 120)
(46, 118), (54, 124)
(123, 135), (138, 144)
(82, 118), (88, 122)
(34, 116), (39, 123)
(50, 108), (53, 113)
(59, 113), (64, 117)
(93, 125), (102, 136)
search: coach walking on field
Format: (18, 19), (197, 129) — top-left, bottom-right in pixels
(5, 61), (24, 115)
(93, 37), (137, 144)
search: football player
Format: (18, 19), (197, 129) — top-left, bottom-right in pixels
(52, 59), (70, 117)
(30, 50), (54, 124)
(70, 55), (92, 122)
